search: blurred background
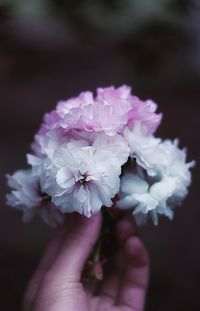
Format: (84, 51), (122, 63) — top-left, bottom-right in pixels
(0, 0), (199, 310)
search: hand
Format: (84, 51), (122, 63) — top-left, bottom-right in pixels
(23, 213), (149, 311)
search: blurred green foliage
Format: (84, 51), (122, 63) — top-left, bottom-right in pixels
(0, 0), (190, 35)
(50, 0), (189, 36)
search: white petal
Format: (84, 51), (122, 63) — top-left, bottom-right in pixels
(89, 184), (103, 214)
(56, 167), (74, 189)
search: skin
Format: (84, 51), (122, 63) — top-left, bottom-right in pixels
(23, 213), (149, 311)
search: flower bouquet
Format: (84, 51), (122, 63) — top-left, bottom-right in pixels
(6, 86), (194, 279)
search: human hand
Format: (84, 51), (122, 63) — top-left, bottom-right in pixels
(23, 213), (149, 311)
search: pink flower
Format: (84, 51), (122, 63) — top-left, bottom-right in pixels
(128, 98), (162, 134)
(39, 91), (94, 134)
(40, 86), (132, 136)
(91, 85), (132, 135)
(38, 85), (161, 137)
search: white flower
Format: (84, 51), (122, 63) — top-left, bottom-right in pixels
(123, 123), (161, 176)
(7, 170), (42, 208)
(117, 132), (195, 224)
(117, 173), (182, 225)
(40, 143), (121, 217)
(6, 170), (64, 227)
(124, 123), (195, 181)
(31, 128), (129, 166)
(28, 132), (129, 217)
(32, 128), (89, 159)
(28, 129), (129, 176)
(93, 133), (130, 166)
(28, 131), (90, 177)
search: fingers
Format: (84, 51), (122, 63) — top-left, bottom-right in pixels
(116, 218), (137, 244)
(24, 212), (102, 311)
(117, 236), (149, 311)
(97, 252), (123, 310)
(42, 212), (102, 284)
(97, 218), (137, 309)
(23, 225), (65, 311)
(24, 213), (149, 311)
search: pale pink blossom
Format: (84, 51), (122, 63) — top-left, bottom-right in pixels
(38, 86), (161, 138)
(128, 99), (162, 134)
(91, 86), (132, 135)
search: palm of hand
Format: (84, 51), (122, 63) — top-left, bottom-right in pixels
(24, 214), (149, 311)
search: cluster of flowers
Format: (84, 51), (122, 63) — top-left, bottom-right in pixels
(7, 86), (194, 226)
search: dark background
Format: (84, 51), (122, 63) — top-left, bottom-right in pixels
(0, 1), (200, 310)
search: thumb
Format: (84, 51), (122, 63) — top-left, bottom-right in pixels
(44, 212), (102, 283)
